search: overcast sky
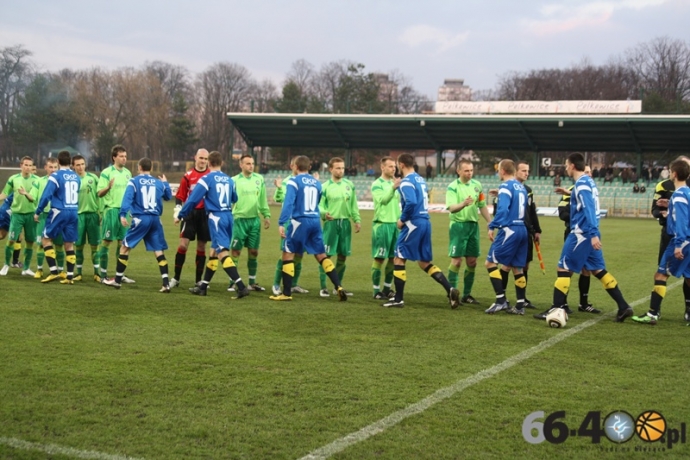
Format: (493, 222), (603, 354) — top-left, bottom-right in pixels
(2, 0), (689, 98)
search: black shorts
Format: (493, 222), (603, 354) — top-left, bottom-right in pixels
(180, 208), (210, 242)
(526, 233), (534, 263)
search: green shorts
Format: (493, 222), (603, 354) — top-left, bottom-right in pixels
(371, 222), (398, 259)
(35, 213), (64, 245)
(101, 208), (127, 242)
(323, 219), (352, 256)
(77, 212), (101, 246)
(231, 217), (261, 250)
(448, 221), (481, 258)
(9, 212), (36, 243)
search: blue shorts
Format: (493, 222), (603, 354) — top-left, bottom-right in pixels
(207, 211), (233, 253)
(657, 241), (690, 278)
(123, 215), (168, 252)
(284, 217), (326, 255)
(0, 213), (9, 231)
(558, 232), (606, 274)
(43, 208), (78, 243)
(486, 225), (528, 268)
(395, 218), (433, 262)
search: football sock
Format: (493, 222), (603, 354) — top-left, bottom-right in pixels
(336, 258), (346, 283)
(65, 250), (76, 279)
(650, 279), (666, 314)
(383, 259), (394, 292)
(579, 274), (591, 306)
(248, 254), (258, 286)
(76, 245), (84, 275)
(514, 272), (526, 304)
(293, 254), (303, 285)
(487, 266), (505, 300)
(195, 251), (205, 284)
(273, 259), (283, 286)
(23, 245), (33, 271)
(90, 245), (99, 275)
(553, 271), (572, 307)
(157, 254), (169, 287)
(500, 267), (509, 292)
(13, 241), (21, 265)
(320, 257), (341, 289)
(318, 260), (328, 290)
(99, 241), (111, 277)
(114, 254), (128, 284)
(595, 270), (629, 311)
(36, 246), (45, 269)
(281, 260), (294, 296)
(44, 246), (57, 273)
(222, 256), (246, 291)
(174, 248), (186, 281)
(683, 278), (690, 310)
(226, 256), (240, 286)
(463, 266), (476, 297)
(372, 260), (382, 293)
(448, 263), (459, 289)
(55, 245), (65, 272)
(393, 264), (406, 302)
(425, 264), (451, 294)
(4, 244), (12, 265)
(201, 257), (219, 288)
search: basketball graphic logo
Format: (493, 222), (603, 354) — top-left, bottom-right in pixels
(635, 410), (666, 442)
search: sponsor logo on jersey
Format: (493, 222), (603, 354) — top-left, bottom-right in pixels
(139, 178), (157, 186)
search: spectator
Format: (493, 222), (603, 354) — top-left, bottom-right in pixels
(366, 166), (375, 177)
(591, 167), (599, 178)
(553, 174), (562, 187)
(632, 183), (640, 193)
(621, 167), (630, 184)
(426, 162), (433, 180)
(604, 171), (614, 184)
(660, 166), (670, 180)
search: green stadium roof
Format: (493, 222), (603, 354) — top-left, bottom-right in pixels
(226, 113), (690, 153)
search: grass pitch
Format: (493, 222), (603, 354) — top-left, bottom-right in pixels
(1, 210), (689, 459)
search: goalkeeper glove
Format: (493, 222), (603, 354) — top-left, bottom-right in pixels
(173, 204), (182, 220)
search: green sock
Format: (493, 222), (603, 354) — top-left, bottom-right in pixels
(293, 254), (303, 285)
(463, 266), (476, 297)
(336, 258), (346, 283)
(273, 259), (283, 286)
(247, 255), (258, 286)
(56, 246), (65, 271)
(372, 260), (383, 294)
(23, 247), (33, 271)
(91, 245), (99, 275)
(4, 244), (11, 265)
(36, 248), (45, 269)
(99, 243), (110, 276)
(76, 246), (84, 275)
(319, 264), (327, 290)
(383, 259), (394, 292)
(448, 264), (460, 289)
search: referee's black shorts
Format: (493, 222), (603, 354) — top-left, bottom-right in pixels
(180, 208), (210, 242)
(526, 233), (534, 263)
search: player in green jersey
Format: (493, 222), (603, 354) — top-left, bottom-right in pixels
(445, 160), (492, 305)
(31, 157), (65, 279)
(318, 157), (361, 297)
(71, 155), (101, 281)
(0, 156), (39, 276)
(227, 154), (271, 292)
(270, 158), (309, 296)
(96, 145), (134, 283)
(371, 157), (401, 299)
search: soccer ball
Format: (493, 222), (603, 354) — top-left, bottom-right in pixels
(545, 308), (568, 328)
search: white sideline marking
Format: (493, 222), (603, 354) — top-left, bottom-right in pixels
(299, 283), (680, 460)
(0, 437), (144, 460)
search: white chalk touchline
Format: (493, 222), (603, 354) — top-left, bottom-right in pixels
(299, 283), (679, 460)
(0, 437), (144, 460)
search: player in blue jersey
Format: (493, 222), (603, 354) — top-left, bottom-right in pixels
(175, 151), (249, 298)
(0, 193), (13, 241)
(484, 160), (529, 314)
(383, 153), (460, 308)
(34, 150), (80, 284)
(269, 155), (348, 302)
(102, 158), (172, 292)
(550, 152), (633, 322)
(633, 159), (690, 325)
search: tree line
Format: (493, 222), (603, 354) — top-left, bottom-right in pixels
(0, 36), (688, 168)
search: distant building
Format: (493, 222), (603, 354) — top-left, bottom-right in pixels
(437, 79), (472, 102)
(374, 73), (398, 102)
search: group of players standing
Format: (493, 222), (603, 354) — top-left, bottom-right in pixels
(1, 145), (688, 325)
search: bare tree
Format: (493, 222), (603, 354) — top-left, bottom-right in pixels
(626, 36), (690, 102)
(248, 78), (278, 113)
(0, 45), (34, 162)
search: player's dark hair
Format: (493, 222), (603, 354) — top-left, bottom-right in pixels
(209, 151), (222, 167)
(71, 154), (85, 166)
(398, 153), (415, 168)
(329, 157), (344, 168)
(57, 150), (71, 167)
(500, 159), (515, 175)
(138, 157), (152, 172)
(20, 156), (34, 166)
(670, 159), (690, 182)
(567, 152), (586, 172)
(294, 156), (310, 172)
(111, 144), (126, 161)
(240, 154), (253, 162)
(517, 160), (529, 169)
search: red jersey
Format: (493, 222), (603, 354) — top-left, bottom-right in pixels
(176, 168), (210, 209)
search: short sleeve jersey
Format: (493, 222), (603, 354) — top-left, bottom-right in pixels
(667, 185), (690, 247)
(445, 178), (486, 223)
(179, 171), (237, 218)
(489, 179), (526, 229)
(319, 178), (361, 223)
(570, 175), (600, 237)
(36, 169), (81, 214)
(2, 173), (38, 214)
(232, 172), (270, 219)
(279, 173), (322, 225)
(398, 172), (429, 222)
(77, 172), (100, 214)
(176, 168), (209, 209)
(370, 177), (400, 223)
(120, 174), (172, 218)
(98, 165), (132, 209)
(32, 176), (53, 213)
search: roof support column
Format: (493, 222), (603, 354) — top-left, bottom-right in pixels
(436, 149), (443, 176)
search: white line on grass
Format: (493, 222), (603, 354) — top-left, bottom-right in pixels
(0, 437), (145, 459)
(299, 283), (681, 460)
